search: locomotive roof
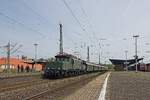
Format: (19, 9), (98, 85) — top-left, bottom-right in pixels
(55, 52), (81, 60)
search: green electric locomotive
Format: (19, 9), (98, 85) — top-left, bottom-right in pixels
(43, 53), (104, 78)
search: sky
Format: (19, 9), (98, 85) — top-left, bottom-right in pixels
(0, 0), (150, 63)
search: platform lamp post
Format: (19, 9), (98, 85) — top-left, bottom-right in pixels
(125, 50), (128, 71)
(99, 38), (107, 65)
(133, 35), (139, 72)
(34, 43), (38, 71)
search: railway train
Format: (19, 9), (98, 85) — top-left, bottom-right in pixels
(43, 53), (107, 78)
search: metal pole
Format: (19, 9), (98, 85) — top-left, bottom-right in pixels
(87, 46), (89, 62)
(17, 55), (19, 60)
(59, 23), (63, 54)
(133, 35), (139, 72)
(99, 38), (106, 65)
(135, 37), (137, 72)
(125, 50), (128, 71)
(99, 43), (101, 65)
(34, 43), (38, 71)
(7, 41), (10, 73)
(99, 53), (100, 64)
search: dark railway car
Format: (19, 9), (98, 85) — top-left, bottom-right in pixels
(141, 63), (150, 72)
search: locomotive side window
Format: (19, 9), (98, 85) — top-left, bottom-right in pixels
(56, 57), (70, 62)
(66, 58), (69, 61)
(58, 58), (61, 61)
(71, 59), (74, 65)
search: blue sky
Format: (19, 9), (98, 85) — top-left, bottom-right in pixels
(0, 0), (150, 63)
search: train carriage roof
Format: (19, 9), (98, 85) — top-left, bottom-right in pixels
(86, 62), (100, 67)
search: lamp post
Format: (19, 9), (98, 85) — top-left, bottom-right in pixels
(133, 35), (139, 72)
(125, 50), (128, 71)
(34, 43), (38, 71)
(99, 38), (106, 64)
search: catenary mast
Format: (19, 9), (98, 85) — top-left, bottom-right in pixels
(59, 23), (63, 54)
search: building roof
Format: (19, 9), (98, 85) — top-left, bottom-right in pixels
(24, 58), (48, 65)
(109, 58), (143, 66)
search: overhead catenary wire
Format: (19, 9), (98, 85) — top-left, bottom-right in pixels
(21, 0), (89, 49)
(20, 0), (87, 54)
(0, 12), (46, 40)
(1, 0), (101, 62)
(62, 0), (86, 32)
(78, 1), (100, 47)
(62, 0), (105, 62)
(11, 44), (23, 54)
(62, 0), (99, 62)
(78, 1), (98, 40)
(75, 1), (100, 54)
(78, 1), (111, 63)
(61, 0), (90, 39)
(20, 0), (55, 27)
(61, 0), (95, 46)
(20, 0), (86, 48)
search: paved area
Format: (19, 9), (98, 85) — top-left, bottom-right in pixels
(106, 72), (150, 100)
(63, 73), (108, 100)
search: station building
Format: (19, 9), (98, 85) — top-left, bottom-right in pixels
(0, 57), (43, 72)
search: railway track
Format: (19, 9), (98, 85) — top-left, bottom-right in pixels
(0, 79), (49, 93)
(0, 72), (105, 100)
(0, 73), (41, 79)
(23, 73), (102, 100)
(0, 74), (48, 93)
(0, 75), (41, 85)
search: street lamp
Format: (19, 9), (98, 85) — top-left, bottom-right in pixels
(34, 43), (38, 71)
(133, 35), (139, 72)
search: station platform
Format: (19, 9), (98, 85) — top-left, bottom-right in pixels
(106, 72), (150, 100)
(62, 72), (108, 100)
